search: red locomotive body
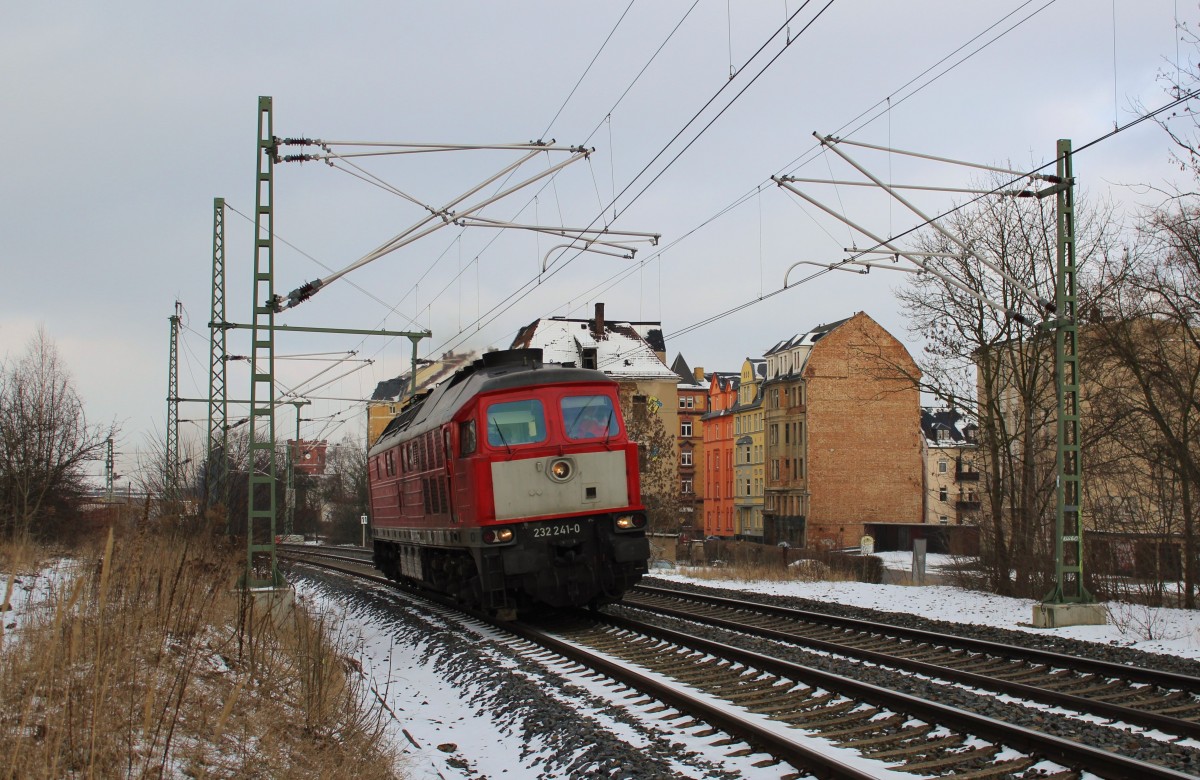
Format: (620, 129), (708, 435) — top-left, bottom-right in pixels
(367, 348), (649, 614)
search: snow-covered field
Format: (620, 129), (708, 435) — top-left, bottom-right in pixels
(665, 552), (1200, 660)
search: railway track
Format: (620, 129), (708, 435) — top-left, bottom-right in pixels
(279, 546), (1199, 778)
(622, 584), (1200, 741)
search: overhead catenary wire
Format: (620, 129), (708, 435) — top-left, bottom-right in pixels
(422, 0), (836, 361)
(663, 86), (1200, 343)
(424, 0), (1061, 361)
(539, 0), (638, 139)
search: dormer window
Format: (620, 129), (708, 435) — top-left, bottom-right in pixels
(937, 428), (950, 442)
(581, 347), (597, 369)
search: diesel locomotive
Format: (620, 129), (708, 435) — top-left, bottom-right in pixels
(366, 348), (650, 615)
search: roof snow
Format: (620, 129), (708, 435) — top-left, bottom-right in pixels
(511, 317), (678, 381)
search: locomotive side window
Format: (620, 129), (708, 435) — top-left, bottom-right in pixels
(486, 399), (547, 446)
(460, 419), (477, 455)
(562, 395), (618, 440)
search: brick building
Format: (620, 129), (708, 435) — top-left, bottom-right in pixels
(762, 312), (923, 549)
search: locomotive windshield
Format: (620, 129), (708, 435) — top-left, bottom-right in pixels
(562, 395), (618, 440)
(486, 399), (547, 446)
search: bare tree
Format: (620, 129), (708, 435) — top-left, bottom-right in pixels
(317, 435), (369, 545)
(1086, 205), (1200, 605)
(896, 187), (1118, 596)
(618, 387), (681, 536)
(0, 328), (116, 541)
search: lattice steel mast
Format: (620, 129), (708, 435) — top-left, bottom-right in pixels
(1045, 139), (1092, 604)
(245, 97), (281, 587)
(207, 197), (229, 518)
(166, 300), (182, 500)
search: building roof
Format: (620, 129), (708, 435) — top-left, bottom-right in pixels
(763, 317), (852, 357)
(512, 313), (678, 381)
(670, 353), (709, 389)
(921, 407), (978, 447)
(371, 349), (483, 401)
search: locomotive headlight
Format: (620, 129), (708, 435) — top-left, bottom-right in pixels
(483, 528), (514, 544)
(615, 514), (646, 531)
(548, 458), (574, 482)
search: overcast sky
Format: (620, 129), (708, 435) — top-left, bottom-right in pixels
(2, 1), (1195, 486)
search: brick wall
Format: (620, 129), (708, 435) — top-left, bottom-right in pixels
(805, 313), (923, 548)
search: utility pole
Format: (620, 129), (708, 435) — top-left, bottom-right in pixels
(207, 197), (229, 521)
(285, 399), (310, 537)
(105, 437), (115, 501)
(166, 301), (182, 502)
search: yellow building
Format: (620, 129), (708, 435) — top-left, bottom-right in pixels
(367, 350), (481, 446)
(733, 358), (766, 541)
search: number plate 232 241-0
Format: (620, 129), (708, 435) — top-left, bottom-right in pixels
(531, 522), (583, 540)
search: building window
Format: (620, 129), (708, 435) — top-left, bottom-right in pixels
(681, 420), (692, 437)
(681, 450), (693, 466)
(769, 424), (778, 445)
(686, 396), (694, 408)
(581, 347), (597, 369)
(938, 459), (948, 474)
(682, 479), (693, 494)
(771, 459), (780, 480)
(939, 515), (949, 524)
(939, 486), (948, 502)
(937, 428), (950, 442)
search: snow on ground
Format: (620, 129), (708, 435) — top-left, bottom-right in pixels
(291, 555), (1200, 780)
(1, 558), (80, 635)
(657, 552), (1200, 660)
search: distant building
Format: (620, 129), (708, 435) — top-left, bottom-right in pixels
(761, 312), (924, 550)
(920, 408), (981, 528)
(701, 372), (739, 538)
(733, 358), (766, 541)
(671, 354), (708, 539)
(288, 439), (329, 476)
(367, 350), (482, 446)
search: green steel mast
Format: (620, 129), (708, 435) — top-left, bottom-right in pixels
(245, 97), (281, 587)
(1045, 139), (1092, 604)
(207, 197), (229, 518)
(105, 437), (114, 501)
(166, 301), (181, 501)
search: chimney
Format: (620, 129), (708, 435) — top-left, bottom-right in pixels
(693, 366), (705, 383)
(592, 302), (605, 340)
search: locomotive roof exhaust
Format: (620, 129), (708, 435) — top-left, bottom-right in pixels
(481, 348), (543, 369)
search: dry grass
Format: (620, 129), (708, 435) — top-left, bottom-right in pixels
(0, 527), (402, 779)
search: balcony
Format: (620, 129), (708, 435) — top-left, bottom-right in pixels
(955, 470), (980, 482)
